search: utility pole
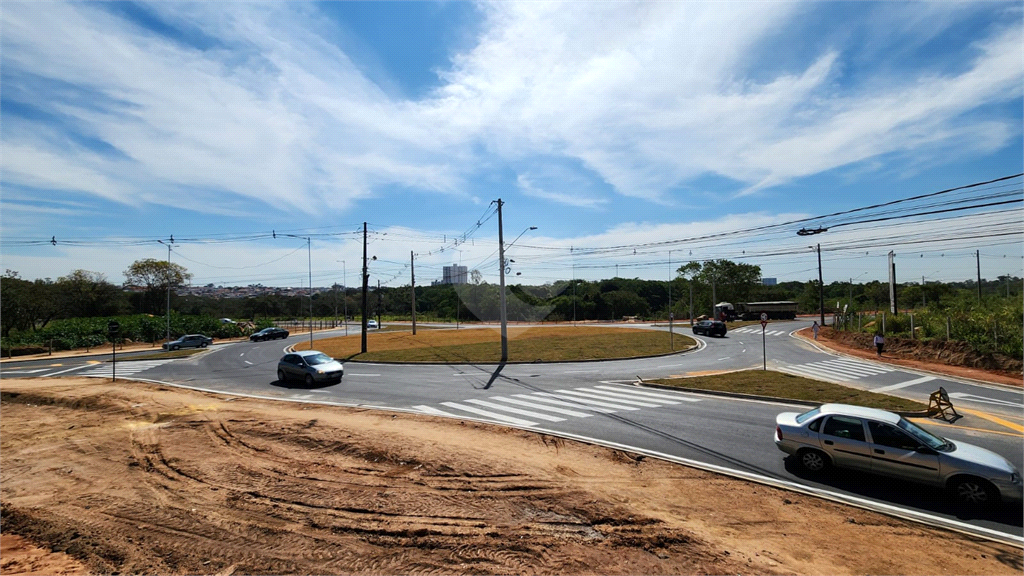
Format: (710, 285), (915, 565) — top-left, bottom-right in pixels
(668, 250), (673, 350)
(361, 222), (369, 353)
(377, 279), (381, 328)
(497, 199), (508, 363)
(976, 250), (982, 301)
(410, 251), (417, 335)
(816, 243), (825, 327)
(306, 236), (313, 349)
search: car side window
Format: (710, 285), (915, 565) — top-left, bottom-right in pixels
(283, 355), (298, 365)
(822, 416), (865, 442)
(808, 418), (822, 432)
(868, 421), (918, 450)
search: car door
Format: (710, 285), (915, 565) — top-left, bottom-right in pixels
(282, 355), (301, 379)
(866, 420), (940, 486)
(819, 415), (872, 471)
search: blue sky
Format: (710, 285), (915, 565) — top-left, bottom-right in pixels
(1, 1), (1021, 290)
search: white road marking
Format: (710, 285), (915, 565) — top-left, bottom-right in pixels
(463, 399), (566, 422)
(948, 392), (1023, 408)
(514, 394), (617, 413)
(347, 373), (380, 377)
(2, 368), (51, 374)
(534, 392), (639, 411)
(563, 369), (599, 374)
(42, 365), (91, 377)
(872, 376), (935, 393)
(574, 387), (675, 406)
(440, 401), (538, 426)
(490, 396), (592, 418)
(596, 385), (700, 402)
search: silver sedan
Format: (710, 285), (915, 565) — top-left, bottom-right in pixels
(774, 403), (1022, 509)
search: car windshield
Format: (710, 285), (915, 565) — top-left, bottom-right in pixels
(897, 418), (949, 450)
(795, 407), (820, 424)
(304, 353), (334, 366)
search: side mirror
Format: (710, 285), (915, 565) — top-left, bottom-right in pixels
(915, 446), (936, 455)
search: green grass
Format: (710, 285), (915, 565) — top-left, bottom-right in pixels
(296, 326), (697, 363)
(648, 370), (928, 412)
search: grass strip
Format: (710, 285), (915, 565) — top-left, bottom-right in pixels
(296, 326), (697, 363)
(648, 370), (928, 412)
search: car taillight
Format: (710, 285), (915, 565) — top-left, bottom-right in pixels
(775, 425), (783, 441)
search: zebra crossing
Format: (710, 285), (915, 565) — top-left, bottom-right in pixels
(79, 359), (173, 378)
(412, 384), (699, 427)
(729, 327), (787, 336)
(778, 357), (896, 383)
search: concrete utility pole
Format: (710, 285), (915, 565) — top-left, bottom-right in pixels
(976, 250), (982, 301)
(497, 199), (508, 363)
(816, 243), (825, 327)
(361, 222), (369, 353)
(410, 251), (417, 335)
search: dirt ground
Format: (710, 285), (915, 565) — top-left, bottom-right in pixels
(2, 377), (1021, 575)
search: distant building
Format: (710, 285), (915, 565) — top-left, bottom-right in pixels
(762, 277), (777, 286)
(443, 264), (468, 285)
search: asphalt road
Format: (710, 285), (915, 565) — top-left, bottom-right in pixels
(3, 320), (1022, 542)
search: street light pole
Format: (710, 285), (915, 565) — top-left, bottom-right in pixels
(668, 250), (673, 350)
(497, 200), (508, 362)
(157, 239), (175, 345)
(495, 199), (536, 363)
(816, 243), (825, 327)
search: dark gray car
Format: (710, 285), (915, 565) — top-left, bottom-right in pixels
(162, 334), (213, 350)
(277, 350), (344, 386)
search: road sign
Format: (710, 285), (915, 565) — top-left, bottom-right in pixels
(107, 320), (120, 335)
(760, 313), (768, 321)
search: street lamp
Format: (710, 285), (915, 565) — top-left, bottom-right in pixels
(811, 244), (824, 327)
(156, 239), (177, 345)
(495, 197), (535, 362)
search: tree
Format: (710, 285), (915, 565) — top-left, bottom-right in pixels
(677, 259), (761, 316)
(124, 258), (193, 315)
(56, 269), (124, 318)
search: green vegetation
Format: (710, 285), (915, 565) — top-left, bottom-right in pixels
(295, 326), (697, 363)
(648, 370), (928, 412)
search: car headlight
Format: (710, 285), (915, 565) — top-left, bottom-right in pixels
(316, 369), (326, 374)
(1011, 472), (1021, 485)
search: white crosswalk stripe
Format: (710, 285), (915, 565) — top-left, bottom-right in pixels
(729, 327), (787, 336)
(79, 360), (173, 378)
(413, 385), (700, 427)
(779, 357), (895, 383)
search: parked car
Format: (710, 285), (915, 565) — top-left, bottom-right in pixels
(250, 327), (290, 342)
(277, 350), (344, 386)
(692, 320), (727, 337)
(367, 319), (379, 329)
(774, 403), (1023, 508)
(162, 334), (213, 351)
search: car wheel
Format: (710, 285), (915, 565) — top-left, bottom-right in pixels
(797, 449), (830, 473)
(200, 342), (208, 348)
(171, 345), (180, 351)
(277, 369), (287, 383)
(305, 374), (315, 387)
(949, 476), (997, 508)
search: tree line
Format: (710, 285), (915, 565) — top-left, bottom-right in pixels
(3, 258), (1020, 339)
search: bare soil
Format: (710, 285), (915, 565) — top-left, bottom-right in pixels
(2, 377), (1021, 575)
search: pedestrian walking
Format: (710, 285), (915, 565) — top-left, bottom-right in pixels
(812, 321), (819, 340)
(873, 332), (884, 357)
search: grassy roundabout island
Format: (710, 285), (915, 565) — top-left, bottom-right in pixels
(293, 325), (697, 363)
